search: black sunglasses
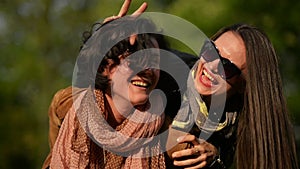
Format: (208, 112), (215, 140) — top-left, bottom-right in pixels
(199, 39), (241, 80)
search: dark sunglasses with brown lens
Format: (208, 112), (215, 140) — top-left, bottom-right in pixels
(199, 39), (241, 80)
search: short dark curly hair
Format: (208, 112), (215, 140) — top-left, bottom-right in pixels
(73, 16), (168, 90)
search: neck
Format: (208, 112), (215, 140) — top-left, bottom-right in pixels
(104, 93), (134, 128)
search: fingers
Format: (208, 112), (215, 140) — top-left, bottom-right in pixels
(173, 152), (208, 168)
(118, 0), (147, 17)
(172, 136), (219, 168)
(172, 146), (205, 159)
(177, 134), (203, 146)
(103, 1), (147, 23)
(176, 135), (216, 154)
(174, 160), (207, 169)
(104, 0), (147, 45)
(117, 0), (132, 17)
(104, 0), (131, 23)
(129, 34), (137, 45)
(103, 16), (120, 23)
(128, 2), (147, 45)
(132, 2), (148, 16)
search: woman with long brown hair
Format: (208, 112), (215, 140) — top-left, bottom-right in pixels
(170, 23), (299, 169)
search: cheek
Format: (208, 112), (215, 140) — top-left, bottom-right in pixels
(194, 61), (203, 79)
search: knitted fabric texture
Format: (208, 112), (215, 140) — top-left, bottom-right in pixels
(50, 88), (166, 168)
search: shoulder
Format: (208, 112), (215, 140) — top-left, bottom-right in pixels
(49, 86), (87, 119)
(49, 86), (74, 119)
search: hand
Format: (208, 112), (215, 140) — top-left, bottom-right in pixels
(172, 134), (218, 169)
(103, 0), (147, 45)
(103, 0), (147, 23)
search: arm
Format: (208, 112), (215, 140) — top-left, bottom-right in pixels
(48, 86), (74, 148)
(42, 86), (74, 169)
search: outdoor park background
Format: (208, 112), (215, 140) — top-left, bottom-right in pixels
(0, 0), (299, 168)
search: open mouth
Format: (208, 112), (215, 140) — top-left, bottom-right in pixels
(131, 80), (151, 88)
(202, 69), (218, 85)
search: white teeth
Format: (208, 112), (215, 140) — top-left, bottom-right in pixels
(203, 69), (215, 82)
(132, 81), (148, 87)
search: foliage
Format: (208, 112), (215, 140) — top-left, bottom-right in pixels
(0, 0), (299, 168)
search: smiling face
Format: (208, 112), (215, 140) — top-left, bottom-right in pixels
(108, 38), (161, 108)
(109, 60), (160, 108)
(128, 67), (160, 106)
(194, 31), (247, 98)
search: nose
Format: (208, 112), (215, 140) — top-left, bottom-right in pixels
(137, 68), (157, 77)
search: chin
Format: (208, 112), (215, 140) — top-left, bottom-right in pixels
(130, 96), (149, 106)
(195, 84), (213, 96)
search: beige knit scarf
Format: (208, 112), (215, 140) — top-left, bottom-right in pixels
(50, 87), (166, 168)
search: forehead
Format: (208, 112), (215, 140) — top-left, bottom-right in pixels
(215, 31), (247, 72)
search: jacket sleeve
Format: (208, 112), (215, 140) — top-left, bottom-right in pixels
(42, 86), (74, 169)
(48, 86), (74, 148)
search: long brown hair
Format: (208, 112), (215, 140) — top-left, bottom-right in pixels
(212, 24), (298, 169)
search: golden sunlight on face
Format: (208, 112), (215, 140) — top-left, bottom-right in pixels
(110, 37), (161, 107)
(194, 31), (246, 97)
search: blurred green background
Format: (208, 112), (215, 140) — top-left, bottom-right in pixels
(0, 0), (299, 168)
